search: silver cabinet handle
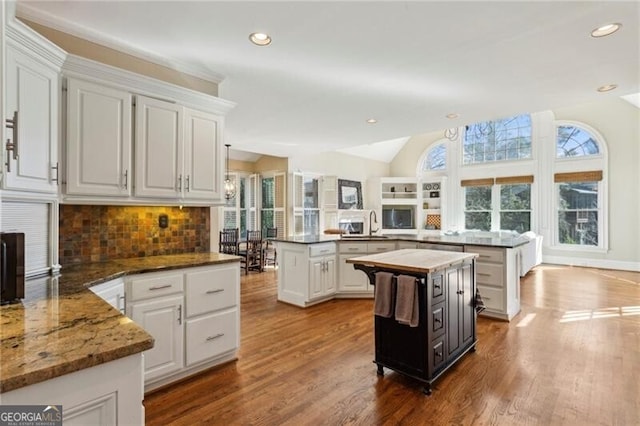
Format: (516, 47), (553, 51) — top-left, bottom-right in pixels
(149, 284), (172, 290)
(178, 175), (182, 192)
(177, 304), (182, 325)
(206, 288), (224, 294)
(123, 170), (128, 190)
(186, 175), (190, 192)
(5, 111), (18, 172)
(51, 162), (59, 184)
(206, 333), (224, 341)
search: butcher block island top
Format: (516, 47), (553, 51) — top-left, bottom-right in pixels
(346, 249), (478, 273)
(0, 252), (240, 393)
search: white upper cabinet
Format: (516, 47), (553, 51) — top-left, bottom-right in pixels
(134, 95), (183, 198)
(65, 78), (132, 196)
(183, 108), (223, 200)
(4, 37), (62, 194)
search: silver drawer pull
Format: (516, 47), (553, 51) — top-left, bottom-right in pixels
(348, 248), (359, 251)
(149, 284), (172, 291)
(319, 249), (329, 253)
(478, 273), (491, 277)
(206, 288), (224, 294)
(483, 296), (491, 300)
(206, 333), (224, 341)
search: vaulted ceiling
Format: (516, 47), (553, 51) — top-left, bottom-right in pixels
(17, 1), (640, 161)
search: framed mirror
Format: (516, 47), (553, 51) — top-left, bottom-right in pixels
(338, 179), (363, 209)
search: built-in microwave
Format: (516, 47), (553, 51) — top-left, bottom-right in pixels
(1, 232), (25, 305)
(338, 219), (365, 235)
(382, 207), (415, 230)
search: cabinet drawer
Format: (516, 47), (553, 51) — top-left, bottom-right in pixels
(309, 243), (336, 257)
(128, 272), (184, 301)
(419, 243), (463, 252)
(431, 302), (445, 338)
(367, 242), (396, 253)
(430, 335), (446, 373)
(396, 241), (418, 249)
(185, 309), (238, 366)
(430, 273), (445, 305)
(466, 246), (505, 263)
(185, 265), (239, 318)
(476, 263), (504, 287)
(477, 285), (504, 312)
(338, 243), (368, 254)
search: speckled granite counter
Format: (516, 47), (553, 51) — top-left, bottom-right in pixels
(0, 252), (240, 393)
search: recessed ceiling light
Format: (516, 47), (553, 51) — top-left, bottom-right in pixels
(249, 32), (271, 46)
(597, 84), (618, 92)
(591, 23), (622, 38)
(366, 118), (377, 124)
(446, 113), (459, 119)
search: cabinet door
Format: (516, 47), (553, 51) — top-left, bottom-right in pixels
(324, 257), (336, 295)
(338, 254), (369, 292)
(66, 78), (132, 196)
(309, 259), (324, 299)
(459, 261), (475, 347)
(4, 46), (58, 193)
(135, 95), (183, 198)
(446, 267), (461, 357)
(183, 108), (222, 200)
(128, 294), (184, 381)
(90, 278), (125, 313)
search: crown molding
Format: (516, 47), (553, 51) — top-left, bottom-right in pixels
(63, 55), (235, 116)
(16, 2), (225, 84)
(6, 18), (67, 70)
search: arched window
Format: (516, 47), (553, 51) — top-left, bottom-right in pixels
(463, 114), (532, 164)
(420, 142), (447, 172)
(556, 125), (600, 158)
(553, 122), (607, 250)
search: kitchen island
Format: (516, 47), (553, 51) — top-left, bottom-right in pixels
(0, 252), (240, 423)
(347, 249), (478, 395)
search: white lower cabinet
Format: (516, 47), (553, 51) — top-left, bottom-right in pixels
(276, 242), (336, 307)
(337, 241), (396, 297)
(1, 354), (144, 426)
(126, 262), (240, 391)
(89, 278), (125, 313)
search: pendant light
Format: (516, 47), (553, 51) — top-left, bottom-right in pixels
(224, 144), (236, 200)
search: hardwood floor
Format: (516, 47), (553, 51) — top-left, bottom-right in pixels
(144, 265), (640, 425)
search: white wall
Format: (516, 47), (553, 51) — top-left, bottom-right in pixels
(288, 151), (389, 209)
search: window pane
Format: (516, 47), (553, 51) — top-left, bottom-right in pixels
(556, 126), (600, 158)
(240, 210), (247, 239)
(239, 178), (246, 209)
(558, 211), (598, 246)
(261, 210), (274, 232)
(500, 212), (530, 233)
(463, 114), (532, 164)
(501, 184), (531, 210)
(558, 182), (598, 209)
(303, 177), (319, 208)
(303, 210), (319, 235)
(262, 177), (274, 209)
(421, 143), (446, 171)
(465, 212), (491, 231)
(465, 186), (492, 210)
(558, 182), (599, 246)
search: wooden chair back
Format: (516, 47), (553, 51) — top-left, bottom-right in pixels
(219, 228), (239, 255)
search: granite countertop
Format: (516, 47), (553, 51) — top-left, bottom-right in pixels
(274, 233), (529, 248)
(347, 249), (478, 274)
(0, 252), (241, 393)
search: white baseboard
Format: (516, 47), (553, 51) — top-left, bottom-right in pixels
(542, 255), (640, 272)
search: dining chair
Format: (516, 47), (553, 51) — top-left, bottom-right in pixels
(263, 227), (278, 267)
(219, 228), (240, 255)
(239, 230), (263, 274)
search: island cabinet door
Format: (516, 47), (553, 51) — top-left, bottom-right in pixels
(445, 262), (475, 359)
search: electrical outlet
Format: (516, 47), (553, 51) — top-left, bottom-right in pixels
(159, 214), (169, 229)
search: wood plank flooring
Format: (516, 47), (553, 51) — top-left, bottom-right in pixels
(144, 265), (640, 425)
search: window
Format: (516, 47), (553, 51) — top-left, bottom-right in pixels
(463, 114), (532, 164)
(500, 184), (531, 233)
(555, 171), (603, 247)
(421, 143), (446, 171)
(462, 176), (532, 232)
(556, 125), (600, 158)
(303, 176), (320, 235)
(261, 177), (275, 233)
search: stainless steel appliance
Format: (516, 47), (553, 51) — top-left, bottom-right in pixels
(1, 232), (25, 304)
(338, 219), (365, 235)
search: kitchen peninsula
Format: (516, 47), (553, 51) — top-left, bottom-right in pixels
(346, 249), (478, 394)
(0, 252), (240, 424)
(274, 233), (529, 321)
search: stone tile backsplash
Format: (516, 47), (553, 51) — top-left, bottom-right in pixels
(59, 205), (210, 265)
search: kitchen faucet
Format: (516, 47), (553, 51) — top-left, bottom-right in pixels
(369, 210), (379, 236)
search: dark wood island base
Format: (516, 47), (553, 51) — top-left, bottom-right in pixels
(349, 249), (479, 395)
